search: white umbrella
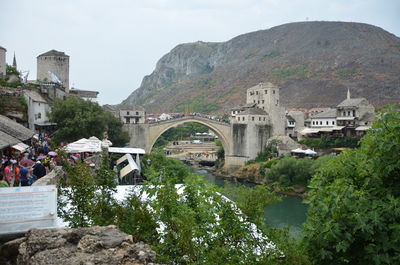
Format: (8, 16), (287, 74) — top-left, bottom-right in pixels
(304, 149), (317, 155)
(291, 148), (305, 153)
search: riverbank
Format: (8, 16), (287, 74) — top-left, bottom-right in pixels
(192, 167), (308, 238)
(210, 163), (308, 199)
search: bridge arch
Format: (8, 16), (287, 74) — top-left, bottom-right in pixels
(147, 117), (232, 156)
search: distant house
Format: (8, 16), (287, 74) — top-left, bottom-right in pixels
(24, 90), (53, 132)
(103, 104), (145, 124)
(118, 105), (145, 124)
(310, 108), (337, 128)
(285, 110), (304, 139)
(300, 90), (375, 138)
(336, 90), (375, 136)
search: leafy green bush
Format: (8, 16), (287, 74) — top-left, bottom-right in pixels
(304, 106), (400, 264)
(299, 136), (360, 149)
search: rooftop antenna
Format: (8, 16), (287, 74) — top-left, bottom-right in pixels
(347, 88), (351, 100)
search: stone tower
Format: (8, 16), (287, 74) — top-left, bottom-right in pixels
(37, 50), (69, 93)
(246, 82), (285, 136)
(0, 46), (6, 77)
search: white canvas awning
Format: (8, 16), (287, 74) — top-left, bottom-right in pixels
(12, 142), (29, 152)
(300, 128), (320, 135)
(337, 116), (355, 121)
(65, 137), (102, 153)
(355, 126), (371, 131)
(291, 148), (306, 153)
(108, 147), (145, 155)
(304, 149), (317, 155)
(116, 154), (139, 179)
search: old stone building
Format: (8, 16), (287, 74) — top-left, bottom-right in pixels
(336, 90), (375, 136)
(37, 50), (69, 93)
(103, 104), (145, 124)
(0, 45), (6, 77)
(245, 82), (285, 136)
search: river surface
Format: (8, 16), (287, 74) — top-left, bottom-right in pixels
(194, 168), (308, 238)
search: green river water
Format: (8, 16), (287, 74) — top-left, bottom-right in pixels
(194, 168), (308, 238)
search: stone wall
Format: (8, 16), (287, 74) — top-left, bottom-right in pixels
(32, 166), (64, 186)
(0, 225), (161, 265)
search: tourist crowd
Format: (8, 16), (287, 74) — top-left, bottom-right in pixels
(0, 134), (59, 188)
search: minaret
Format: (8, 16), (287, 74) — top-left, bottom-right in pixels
(347, 88), (351, 100)
(12, 52), (17, 68)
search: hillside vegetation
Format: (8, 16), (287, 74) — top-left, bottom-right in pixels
(122, 21), (400, 113)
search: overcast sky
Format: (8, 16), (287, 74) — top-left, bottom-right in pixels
(1, 0), (399, 105)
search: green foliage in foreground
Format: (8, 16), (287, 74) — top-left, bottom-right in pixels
(299, 136), (360, 149)
(50, 97), (129, 146)
(304, 106), (400, 265)
(58, 151), (310, 264)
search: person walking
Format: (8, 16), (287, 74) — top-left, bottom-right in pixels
(0, 173), (9, 188)
(3, 161), (12, 185)
(20, 163), (30, 186)
(33, 160), (46, 179)
(13, 164), (20, 187)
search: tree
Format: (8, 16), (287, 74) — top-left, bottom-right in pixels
(49, 97), (129, 145)
(304, 106), (400, 264)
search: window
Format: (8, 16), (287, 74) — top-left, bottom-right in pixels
(343, 111), (346, 116)
(262, 107), (264, 110)
(252, 117), (255, 121)
(326, 121), (329, 125)
(353, 110), (356, 116)
(259, 117), (261, 121)
(253, 100), (256, 103)
(276, 100), (279, 105)
(127, 111), (130, 115)
(320, 121), (322, 125)
(136, 111), (139, 115)
(237, 117), (240, 121)
(332, 121), (335, 125)
(262, 100), (264, 104)
(348, 111), (351, 116)
(265, 90), (268, 94)
(126, 117), (130, 123)
(243, 117), (245, 121)
(38, 103), (41, 106)
(273, 90), (275, 94)
(38, 113), (41, 119)
(312, 121), (315, 125)
(256, 91), (259, 95)
(263, 117), (266, 121)
(258, 100), (260, 104)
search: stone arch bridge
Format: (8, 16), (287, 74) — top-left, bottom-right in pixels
(124, 115), (271, 169)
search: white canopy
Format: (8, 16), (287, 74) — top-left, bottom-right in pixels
(108, 147), (145, 154)
(116, 154), (139, 179)
(12, 142), (29, 152)
(304, 149), (317, 155)
(65, 138), (102, 153)
(291, 148), (306, 153)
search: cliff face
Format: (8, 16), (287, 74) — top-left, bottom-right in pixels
(122, 21), (400, 113)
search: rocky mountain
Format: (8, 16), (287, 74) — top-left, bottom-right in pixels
(122, 21), (400, 113)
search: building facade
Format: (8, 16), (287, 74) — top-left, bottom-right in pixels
(24, 90), (52, 131)
(244, 82), (285, 136)
(37, 50), (70, 93)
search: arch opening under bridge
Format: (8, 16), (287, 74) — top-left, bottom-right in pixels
(147, 116), (232, 158)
